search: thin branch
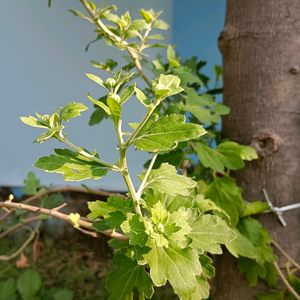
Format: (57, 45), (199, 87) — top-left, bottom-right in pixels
(0, 222), (40, 261)
(0, 201), (127, 241)
(272, 239), (300, 272)
(0, 215), (43, 239)
(0, 186), (125, 222)
(136, 153), (158, 198)
(273, 261), (300, 300)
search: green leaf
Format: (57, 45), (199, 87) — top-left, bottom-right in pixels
(106, 254), (154, 300)
(58, 102), (88, 121)
(206, 176), (243, 225)
(23, 172), (40, 195)
(256, 291), (285, 300)
(191, 277), (210, 300)
(167, 45), (180, 68)
(237, 218), (274, 264)
(241, 201), (269, 217)
(133, 114), (206, 152)
(41, 193), (64, 209)
(143, 239), (202, 299)
(195, 142), (225, 172)
(121, 213), (148, 246)
(120, 84), (135, 104)
(35, 148), (108, 181)
(17, 269), (42, 300)
(188, 214), (235, 254)
(153, 74), (184, 100)
(53, 289), (74, 300)
(87, 200), (116, 219)
(35, 126), (62, 144)
(107, 94), (121, 119)
(86, 93), (111, 116)
(85, 73), (106, 89)
(140, 163), (196, 196)
(226, 229), (257, 259)
(0, 278), (17, 300)
(20, 116), (48, 129)
(154, 19), (169, 30)
(134, 87), (152, 107)
(89, 107), (108, 126)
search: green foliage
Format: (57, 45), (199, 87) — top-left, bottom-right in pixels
(0, 269), (74, 300)
(23, 172), (40, 195)
(17, 1), (284, 299)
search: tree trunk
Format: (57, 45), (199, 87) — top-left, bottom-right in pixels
(215, 0), (300, 298)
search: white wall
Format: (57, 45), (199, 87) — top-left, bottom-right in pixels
(0, 0), (173, 190)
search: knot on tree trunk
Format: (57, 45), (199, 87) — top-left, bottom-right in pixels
(251, 130), (281, 158)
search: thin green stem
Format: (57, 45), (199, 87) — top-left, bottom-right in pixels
(115, 120), (143, 217)
(136, 153), (158, 199)
(123, 104), (158, 149)
(58, 135), (119, 171)
(79, 0), (152, 88)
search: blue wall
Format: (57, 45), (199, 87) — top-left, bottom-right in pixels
(173, 0), (225, 74)
(0, 1), (225, 190)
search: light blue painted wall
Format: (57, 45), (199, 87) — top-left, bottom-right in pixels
(0, 0), (173, 190)
(0, 1), (225, 190)
(173, 0), (225, 76)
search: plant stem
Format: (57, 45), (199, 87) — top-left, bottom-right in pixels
(79, 0), (152, 88)
(123, 104), (158, 148)
(136, 153), (158, 199)
(273, 261), (300, 300)
(59, 135), (119, 171)
(272, 239), (300, 271)
(115, 119), (143, 217)
(0, 201), (127, 241)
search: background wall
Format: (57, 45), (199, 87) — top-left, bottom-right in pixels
(0, 1), (225, 190)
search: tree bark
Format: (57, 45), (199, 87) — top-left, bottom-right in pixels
(215, 0), (300, 299)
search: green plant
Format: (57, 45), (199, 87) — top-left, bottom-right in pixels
(1, 1), (300, 299)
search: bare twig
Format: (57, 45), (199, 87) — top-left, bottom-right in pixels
(272, 239), (300, 272)
(0, 215), (43, 239)
(0, 201), (127, 241)
(0, 222), (41, 261)
(0, 186), (125, 221)
(273, 261), (300, 300)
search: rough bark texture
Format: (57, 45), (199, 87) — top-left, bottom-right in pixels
(215, 0), (300, 299)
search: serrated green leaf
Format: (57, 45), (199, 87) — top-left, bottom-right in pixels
(23, 172), (40, 195)
(58, 102), (88, 121)
(199, 255), (215, 279)
(195, 142), (225, 172)
(41, 193), (64, 209)
(143, 239), (202, 299)
(226, 229), (257, 259)
(17, 269), (42, 300)
(86, 93), (111, 116)
(191, 277), (210, 300)
(35, 148), (108, 181)
(35, 126), (62, 144)
(121, 213), (148, 246)
(241, 201), (269, 217)
(218, 141), (258, 161)
(120, 84), (135, 104)
(107, 195), (133, 213)
(140, 163), (196, 196)
(188, 214), (235, 254)
(106, 254), (154, 300)
(206, 176), (243, 225)
(133, 114), (206, 152)
(87, 200), (116, 219)
(153, 74), (184, 100)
